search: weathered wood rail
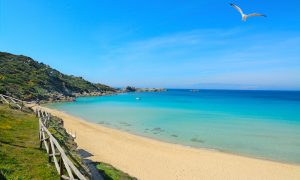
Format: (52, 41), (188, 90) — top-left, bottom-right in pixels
(0, 94), (26, 109)
(37, 108), (88, 180)
(0, 94), (88, 180)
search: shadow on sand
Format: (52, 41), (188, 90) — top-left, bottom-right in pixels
(78, 149), (104, 180)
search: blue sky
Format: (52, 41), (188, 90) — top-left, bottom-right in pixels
(1, 0), (300, 90)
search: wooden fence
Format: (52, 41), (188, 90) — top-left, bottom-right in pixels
(0, 94), (25, 109)
(0, 94), (88, 180)
(37, 109), (88, 180)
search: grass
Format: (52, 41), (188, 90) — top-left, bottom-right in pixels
(96, 162), (137, 180)
(0, 103), (137, 180)
(47, 116), (91, 178)
(0, 104), (59, 179)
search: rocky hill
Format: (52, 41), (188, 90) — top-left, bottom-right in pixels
(0, 52), (116, 101)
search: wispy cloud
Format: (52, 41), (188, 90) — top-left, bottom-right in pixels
(94, 28), (300, 89)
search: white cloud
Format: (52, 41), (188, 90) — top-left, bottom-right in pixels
(93, 28), (300, 89)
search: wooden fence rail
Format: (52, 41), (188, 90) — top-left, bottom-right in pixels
(37, 109), (88, 180)
(0, 94), (88, 180)
(0, 94), (28, 110)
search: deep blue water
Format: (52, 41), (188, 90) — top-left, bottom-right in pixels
(46, 89), (300, 164)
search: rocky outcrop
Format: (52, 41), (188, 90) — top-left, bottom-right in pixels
(123, 86), (136, 92)
(122, 86), (167, 93)
(136, 88), (167, 92)
(38, 92), (76, 103)
(72, 91), (116, 97)
(39, 91), (117, 103)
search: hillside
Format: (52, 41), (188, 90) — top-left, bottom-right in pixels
(0, 52), (115, 101)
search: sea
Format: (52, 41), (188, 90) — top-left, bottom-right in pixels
(45, 89), (300, 164)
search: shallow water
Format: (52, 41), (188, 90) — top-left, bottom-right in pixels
(45, 89), (300, 164)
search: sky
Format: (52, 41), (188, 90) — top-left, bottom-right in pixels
(1, 0), (300, 90)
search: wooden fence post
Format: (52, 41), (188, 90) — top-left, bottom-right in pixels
(0, 94), (88, 180)
(48, 138), (52, 163)
(39, 122), (43, 149)
(60, 156), (64, 180)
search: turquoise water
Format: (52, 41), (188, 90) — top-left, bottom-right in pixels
(46, 90), (300, 164)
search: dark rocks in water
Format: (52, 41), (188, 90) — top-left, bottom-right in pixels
(119, 122), (131, 126)
(152, 127), (163, 131)
(150, 127), (165, 134)
(98, 121), (111, 125)
(190, 138), (204, 143)
(171, 134), (178, 138)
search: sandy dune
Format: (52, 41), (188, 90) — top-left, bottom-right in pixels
(37, 106), (300, 180)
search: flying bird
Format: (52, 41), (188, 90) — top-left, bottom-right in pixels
(230, 3), (267, 21)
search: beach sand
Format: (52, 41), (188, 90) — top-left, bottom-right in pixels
(36, 106), (300, 180)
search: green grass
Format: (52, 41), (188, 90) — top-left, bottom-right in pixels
(96, 162), (137, 180)
(0, 104), (59, 179)
(47, 116), (90, 178)
(0, 103), (136, 180)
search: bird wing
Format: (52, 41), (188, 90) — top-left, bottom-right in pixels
(248, 13), (267, 17)
(230, 3), (244, 15)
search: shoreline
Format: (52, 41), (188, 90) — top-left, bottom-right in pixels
(37, 106), (300, 180)
(42, 101), (299, 166)
(93, 116), (300, 166)
(112, 127), (300, 166)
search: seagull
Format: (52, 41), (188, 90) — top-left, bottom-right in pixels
(230, 3), (267, 21)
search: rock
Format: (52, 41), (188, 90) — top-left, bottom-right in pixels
(122, 86), (167, 92)
(123, 86), (136, 92)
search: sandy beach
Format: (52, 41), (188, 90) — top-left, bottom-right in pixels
(37, 106), (300, 180)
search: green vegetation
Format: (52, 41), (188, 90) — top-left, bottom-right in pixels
(47, 116), (90, 177)
(0, 52), (136, 179)
(0, 52), (115, 101)
(96, 162), (137, 180)
(0, 104), (59, 179)
(0, 104), (137, 179)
